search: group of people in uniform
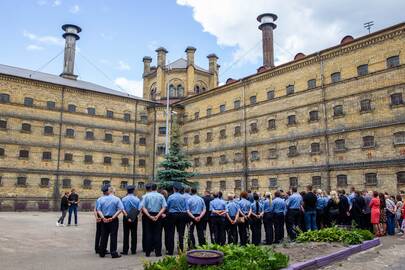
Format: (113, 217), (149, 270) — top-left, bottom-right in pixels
(93, 182), (396, 258)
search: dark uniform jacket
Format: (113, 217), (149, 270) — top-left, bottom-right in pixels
(60, 196), (69, 211)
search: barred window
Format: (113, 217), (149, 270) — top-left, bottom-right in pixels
(42, 151), (52, 160)
(157, 145), (166, 155)
(64, 153), (73, 161)
(387, 55), (400, 68)
(83, 179), (92, 188)
(24, 97), (33, 107)
(234, 152), (243, 163)
(40, 178), (50, 187)
(158, 127), (166, 135)
(307, 79), (316, 89)
(138, 182), (145, 189)
(219, 155), (227, 164)
(269, 178), (278, 188)
(335, 139), (346, 151)
(206, 156), (213, 166)
(206, 108), (212, 116)
(44, 126), (54, 135)
(47, 101), (56, 110)
(268, 119), (276, 129)
(360, 99), (372, 112)
(268, 148), (278, 159)
(357, 64), (368, 76)
(139, 159), (146, 167)
(206, 132), (213, 142)
(123, 135), (130, 144)
(0, 119), (7, 129)
(194, 158), (200, 167)
(103, 156), (112, 164)
(251, 179), (259, 189)
(219, 104), (226, 113)
(363, 136), (375, 148)
(67, 104), (76, 112)
(394, 132), (405, 145)
(397, 172), (405, 185)
(140, 114), (148, 123)
(101, 180), (111, 186)
(120, 181), (128, 189)
(206, 181), (212, 191)
(139, 137), (146, 145)
(21, 123), (31, 132)
(220, 129), (226, 139)
(87, 107), (96, 115)
(194, 135), (200, 144)
(234, 180), (242, 189)
(286, 84), (294, 95)
(105, 133), (113, 142)
(84, 155), (93, 163)
(106, 110), (114, 118)
(121, 158), (129, 166)
(312, 176), (321, 187)
(85, 131), (94, 140)
(287, 115), (296, 125)
(337, 175), (348, 187)
(0, 148), (4, 157)
(65, 128), (75, 137)
(0, 93), (10, 103)
(234, 100), (241, 109)
(365, 173), (377, 186)
(17, 176), (27, 187)
(183, 137), (188, 145)
(220, 180), (226, 190)
(333, 105), (344, 117)
(311, 143), (320, 153)
(194, 112), (199, 120)
(289, 177), (298, 188)
(391, 93), (403, 106)
(249, 95), (257, 105)
(267, 90), (275, 100)
(124, 113), (131, 121)
(309, 111), (319, 121)
(331, 72), (341, 83)
(250, 122), (258, 133)
(288, 145), (298, 157)
(250, 151), (260, 161)
(62, 179), (71, 188)
(19, 150), (29, 158)
(234, 126), (241, 136)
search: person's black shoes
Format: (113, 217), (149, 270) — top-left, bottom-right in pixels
(111, 253), (121, 259)
(155, 253), (162, 257)
(145, 252), (151, 257)
(120, 252), (128, 255)
(131, 251), (136, 255)
(99, 253), (105, 258)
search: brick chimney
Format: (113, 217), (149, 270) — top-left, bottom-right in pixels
(257, 13), (277, 68)
(155, 47), (168, 67)
(60, 24), (81, 80)
(142, 56), (152, 75)
(185, 46), (196, 66)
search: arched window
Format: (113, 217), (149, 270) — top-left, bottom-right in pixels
(177, 84), (184, 97)
(150, 88), (156, 101)
(169, 84), (176, 97)
(194, 85), (200, 94)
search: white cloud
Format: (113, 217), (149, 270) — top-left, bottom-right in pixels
(114, 77), (143, 97)
(36, 0), (47, 6)
(117, 60), (131, 71)
(52, 0), (61, 6)
(23, 30), (64, 46)
(26, 44), (45, 51)
(69, 4), (80, 14)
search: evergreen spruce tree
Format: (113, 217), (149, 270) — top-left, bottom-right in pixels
(157, 121), (197, 190)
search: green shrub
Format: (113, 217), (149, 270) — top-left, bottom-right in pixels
(296, 227), (375, 245)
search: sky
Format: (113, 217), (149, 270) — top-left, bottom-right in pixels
(1, 0), (404, 97)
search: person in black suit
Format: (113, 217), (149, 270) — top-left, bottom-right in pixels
(202, 190), (214, 243)
(56, 192), (69, 226)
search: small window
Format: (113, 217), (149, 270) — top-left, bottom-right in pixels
(335, 139), (346, 151)
(183, 137), (188, 145)
(391, 93), (403, 106)
(250, 151), (260, 161)
(87, 107), (96, 115)
(120, 181), (128, 189)
(157, 145), (166, 155)
(219, 155), (227, 164)
(194, 112), (199, 120)
(47, 101), (56, 110)
(124, 113), (131, 121)
(19, 150), (29, 158)
(106, 110), (114, 118)
(268, 119), (276, 129)
(85, 131), (94, 140)
(268, 148), (277, 159)
(62, 179), (71, 188)
(307, 79), (316, 89)
(311, 143), (320, 153)
(102, 180), (111, 186)
(83, 179), (92, 189)
(357, 64), (368, 76)
(42, 151), (52, 160)
(312, 176), (321, 187)
(234, 152), (243, 163)
(21, 123), (31, 132)
(337, 175), (348, 187)
(0, 93), (10, 103)
(206, 132), (213, 142)
(24, 97), (33, 107)
(333, 105), (344, 117)
(288, 145), (298, 157)
(287, 115), (296, 125)
(365, 173), (378, 186)
(67, 104), (76, 113)
(121, 157), (129, 166)
(16, 176), (27, 187)
(140, 114), (148, 123)
(206, 181), (212, 191)
(103, 156), (112, 164)
(206, 156), (213, 166)
(234, 126), (241, 136)
(158, 127), (166, 135)
(193, 158), (200, 167)
(331, 72), (341, 83)
(0, 119), (7, 129)
(0, 147), (5, 157)
(206, 108), (212, 116)
(286, 85), (294, 95)
(250, 122), (258, 133)
(139, 159), (146, 167)
(84, 155), (93, 163)
(249, 96), (257, 105)
(139, 137), (146, 145)
(362, 136), (375, 148)
(64, 153), (73, 161)
(220, 129), (226, 139)
(289, 177), (298, 188)
(220, 180), (226, 190)
(219, 104), (226, 113)
(65, 128), (75, 138)
(40, 178), (50, 187)
(397, 172), (405, 185)
(194, 85), (201, 94)
(360, 99), (372, 112)
(138, 182), (145, 189)
(394, 132), (405, 145)
(234, 180), (242, 189)
(251, 179), (259, 189)
(267, 90), (275, 100)
(234, 100), (241, 109)
(309, 111), (319, 122)
(194, 135), (200, 144)
(105, 133), (113, 142)
(44, 126), (53, 135)
(269, 178), (278, 188)
(387, 55), (400, 68)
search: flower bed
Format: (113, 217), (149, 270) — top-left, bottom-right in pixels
(143, 244), (289, 270)
(296, 227), (374, 245)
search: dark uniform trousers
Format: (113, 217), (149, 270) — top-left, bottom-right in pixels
(237, 219), (249, 245)
(250, 217), (262, 245)
(166, 212), (188, 255)
(95, 220), (102, 253)
(143, 213), (162, 256)
(286, 209), (301, 240)
(188, 214), (206, 249)
(273, 213), (285, 244)
(99, 216), (119, 256)
(226, 217), (238, 245)
(263, 212), (274, 245)
(123, 216), (138, 254)
(316, 209), (326, 230)
(211, 215), (226, 245)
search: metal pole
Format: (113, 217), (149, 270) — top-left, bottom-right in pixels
(165, 70), (170, 155)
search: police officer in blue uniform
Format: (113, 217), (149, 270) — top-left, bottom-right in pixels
(263, 192), (274, 245)
(249, 193), (264, 245)
(96, 185), (124, 258)
(225, 193), (239, 244)
(285, 187), (303, 240)
(186, 187), (206, 248)
(166, 182), (188, 255)
(141, 183), (167, 257)
(121, 185), (140, 255)
(271, 191), (287, 244)
(238, 191), (252, 245)
(209, 191), (227, 245)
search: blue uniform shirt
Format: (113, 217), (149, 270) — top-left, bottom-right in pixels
(183, 193), (192, 201)
(286, 193), (303, 209)
(226, 200), (240, 217)
(263, 198), (272, 213)
(251, 201), (264, 214)
(238, 198), (252, 215)
(96, 194), (124, 216)
(316, 196), (329, 210)
(122, 194), (141, 213)
(167, 192), (187, 213)
(187, 194), (206, 215)
(142, 191), (167, 213)
(209, 198), (226, 216)
(271, 197), (286, 214)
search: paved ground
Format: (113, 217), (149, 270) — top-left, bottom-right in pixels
(1, 212), (405, 270)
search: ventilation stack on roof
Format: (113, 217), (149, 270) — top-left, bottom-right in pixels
(257, 13), (277, 68)
(60, 24), (81, 80)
